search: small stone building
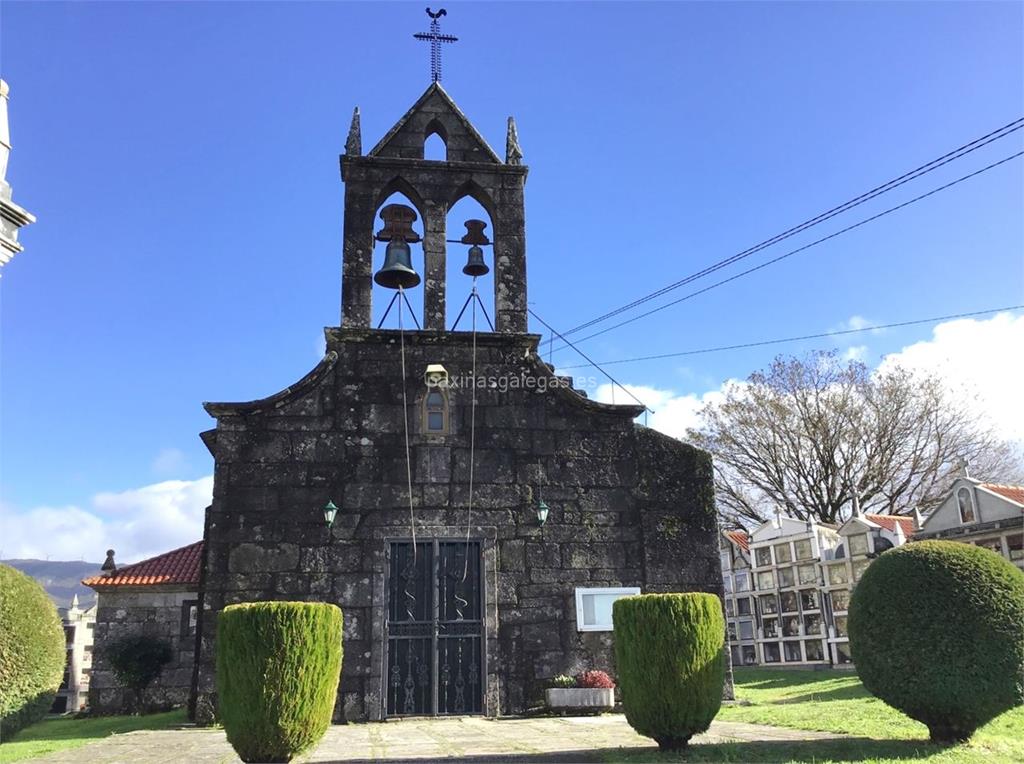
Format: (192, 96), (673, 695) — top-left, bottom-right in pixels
(192, 82), (720, 722)
(83, 543), (201, 713)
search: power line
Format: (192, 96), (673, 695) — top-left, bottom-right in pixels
(557, 117), (1024, 339)
(555, 306), (1024, 370)
(547, 150), (1023, 354)
(526, 307), (653, 413)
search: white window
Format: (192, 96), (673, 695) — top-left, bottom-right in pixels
(574, 586), (640, 632)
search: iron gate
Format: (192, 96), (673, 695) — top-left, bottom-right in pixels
(385, 540), (484, 716)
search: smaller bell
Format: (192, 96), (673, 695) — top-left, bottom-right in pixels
(374, 238), (421, 290)
(462, 244), (489, 277)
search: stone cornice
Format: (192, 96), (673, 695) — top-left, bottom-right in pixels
(341, 154), (529, 181)
(203, 351), (339, 418)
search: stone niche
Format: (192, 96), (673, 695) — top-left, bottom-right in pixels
(192, 327), (720, 722)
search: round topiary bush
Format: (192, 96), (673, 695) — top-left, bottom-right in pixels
(216, 601), (343, 763)
(0, 564), (66, 737)
(613, 593), (725, 750)
(849, 540), (1024, 743)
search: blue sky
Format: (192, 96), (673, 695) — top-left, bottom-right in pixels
(1, 2), (1022, 560)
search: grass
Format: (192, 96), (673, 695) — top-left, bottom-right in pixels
(605, 668), (1024, 763)
(0, 709), (187, 763)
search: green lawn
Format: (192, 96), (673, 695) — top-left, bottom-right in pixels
(0, 709), (187, 764)
(607, 668), (1024, 763)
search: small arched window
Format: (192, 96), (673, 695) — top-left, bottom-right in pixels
(423, 389), (449, 434)
(957, 486), (976, 524)
(424, 119), (448, 161)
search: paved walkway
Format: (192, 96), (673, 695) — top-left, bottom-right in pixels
(28, 715), (847, 763)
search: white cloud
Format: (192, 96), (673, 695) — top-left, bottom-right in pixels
(151, 447), (187, 476)
(842, 345), (869, 362)
(0, 477), (212, 563)
(834, 315), (885, 335)
(592, 382), (733, 440)
(590, 312), (1024, 445)
(877, 312), (1024, 441)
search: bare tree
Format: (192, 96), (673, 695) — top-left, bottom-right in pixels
(688, 352), (1022, 527)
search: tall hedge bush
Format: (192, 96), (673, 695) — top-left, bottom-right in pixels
(849, 541), (1024, 743)
(216, 601), (343, 763)
(0, 564), (66, 738)
(613, 593), (725, 750)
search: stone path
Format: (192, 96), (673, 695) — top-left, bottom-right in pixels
(27, 715), (848, 763)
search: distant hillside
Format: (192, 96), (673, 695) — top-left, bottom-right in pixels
(2, 559), (102, 609)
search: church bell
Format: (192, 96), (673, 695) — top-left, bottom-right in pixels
(460, 218), (491, 278)
(374, 237), (421, 290)
(462, 245), (489, 277)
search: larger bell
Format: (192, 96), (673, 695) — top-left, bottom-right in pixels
(374, 238), (421, 290)
(462, 244), (489, 277)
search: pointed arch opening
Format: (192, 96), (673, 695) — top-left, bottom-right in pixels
(372, 186), (426, 329)
(424, 119), (449, 161)
(446, 185), (496, 331)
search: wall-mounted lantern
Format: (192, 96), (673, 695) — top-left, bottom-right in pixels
(323, 500), (339, 528)
(536, 499), (549, 526)
(535, 460), (549, 526)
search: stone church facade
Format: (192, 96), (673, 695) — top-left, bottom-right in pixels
(192, 83), (720, 722)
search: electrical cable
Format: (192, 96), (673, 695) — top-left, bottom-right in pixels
(527, 307), (653, 413)
(559, 117), (1024, 339)
(554, 305), (1024, 370)
(547, 151), (1024, 354)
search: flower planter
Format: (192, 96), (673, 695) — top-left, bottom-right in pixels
(544, 687), (615, 709)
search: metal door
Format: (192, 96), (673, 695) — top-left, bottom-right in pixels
(385, 540), (483, 716)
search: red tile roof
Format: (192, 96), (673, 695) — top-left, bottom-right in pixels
(725, 530), (750, 551)
(83, 541), (203, 588)
(864, 514), (916, 536)
(980, 483), (1024, 506)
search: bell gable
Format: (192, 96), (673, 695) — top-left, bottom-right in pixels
(367, 83), (502, 164)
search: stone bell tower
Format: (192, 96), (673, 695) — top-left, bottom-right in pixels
(340, 83), (528, 332)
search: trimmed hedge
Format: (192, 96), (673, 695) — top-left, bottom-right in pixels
(849, 540), (1024, 743)
(216, 601), (343, 763)
(613, 593), (725, 750)
(0, 564), (66, 737)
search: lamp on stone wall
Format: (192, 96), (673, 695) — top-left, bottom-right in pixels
(535, 460), (549, 525)
(323, 500), (339, 528)
(536, 499), (549, 526)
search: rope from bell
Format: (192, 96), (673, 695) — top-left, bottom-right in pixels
(398, 286), (417, 563)
(460, 278), (480, 588)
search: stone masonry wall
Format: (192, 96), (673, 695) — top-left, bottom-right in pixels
(193, 328), (720, 722)
(88, 588), (196, 713)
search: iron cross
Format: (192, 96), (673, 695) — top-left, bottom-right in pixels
(413, 8), (458, 83)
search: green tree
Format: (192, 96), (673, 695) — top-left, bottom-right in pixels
(849, 541), (1024, 743)
(613, 593), (725, 750)
(0, 564), (66, 736)
(105, 635), (174, 714)
(217, 601), (343, 763)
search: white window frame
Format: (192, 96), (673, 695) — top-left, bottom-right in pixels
(574, 586), (641, 632)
